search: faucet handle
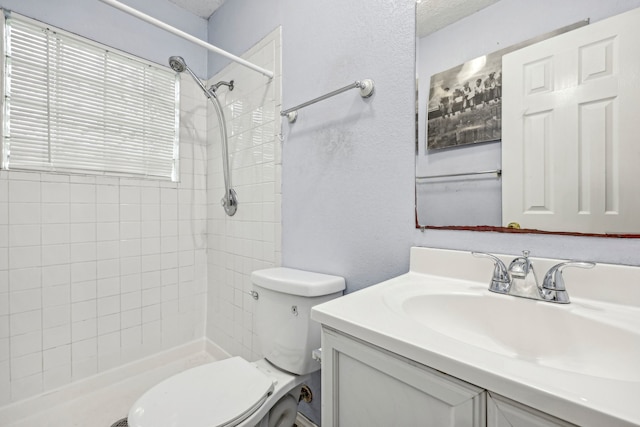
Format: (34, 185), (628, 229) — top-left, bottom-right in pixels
(472, 252), (510, 293)
(542, 261), (596, 291)
(541, 261), (595, 303)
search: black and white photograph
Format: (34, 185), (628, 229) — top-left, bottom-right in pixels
(426, 20), (588, 150)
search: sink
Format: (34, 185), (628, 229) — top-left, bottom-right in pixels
(393, 289), (640, 381)
(312, 248), (640, 426)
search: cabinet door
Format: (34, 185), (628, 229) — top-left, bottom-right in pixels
(322, 328), (486, 427)
(487, 392), (577, 427)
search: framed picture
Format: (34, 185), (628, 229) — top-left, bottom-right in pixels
(426, 20), (588, 150)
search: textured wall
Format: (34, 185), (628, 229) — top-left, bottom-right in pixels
(207, 0), (416, 423)
(208, 0), (416, 292)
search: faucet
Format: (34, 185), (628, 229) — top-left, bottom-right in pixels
(471, 252), (511, 293)
(473, 251), (596, 304)
(541, 261), (595, 303)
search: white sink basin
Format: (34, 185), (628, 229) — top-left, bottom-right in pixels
(397, 291), (640, 381)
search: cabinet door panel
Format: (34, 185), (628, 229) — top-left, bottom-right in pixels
(322, 328), (485, 427)
(487, 392), (577, 427)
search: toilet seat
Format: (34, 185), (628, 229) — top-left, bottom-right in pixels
(127, 357), (275, 427)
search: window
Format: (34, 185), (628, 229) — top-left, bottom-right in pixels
(1, 12), (180, 181)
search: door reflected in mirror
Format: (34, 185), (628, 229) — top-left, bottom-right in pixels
(415, 0), (640, 236)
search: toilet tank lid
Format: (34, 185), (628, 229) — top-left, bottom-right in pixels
(251, 267), (345, 297)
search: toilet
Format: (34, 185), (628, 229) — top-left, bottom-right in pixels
(127, 267), (345, 427)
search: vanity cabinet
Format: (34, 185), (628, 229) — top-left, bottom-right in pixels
(321, 328), (486, 427)
(322, 328), (577, 427)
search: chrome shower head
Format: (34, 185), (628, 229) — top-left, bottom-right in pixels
(168, 56), (187, 73)
(168, 55), (212, 98)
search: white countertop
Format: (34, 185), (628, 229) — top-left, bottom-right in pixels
(311, 247), (640, 427)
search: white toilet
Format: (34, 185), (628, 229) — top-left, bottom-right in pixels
(127, 267), (345, 427)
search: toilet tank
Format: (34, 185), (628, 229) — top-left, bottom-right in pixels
(252, 268), (345, 375)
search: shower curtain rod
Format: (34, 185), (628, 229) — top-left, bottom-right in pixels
(99, 0), (274, 79)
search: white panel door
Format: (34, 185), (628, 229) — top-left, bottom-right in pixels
(502, 8), (640, 234)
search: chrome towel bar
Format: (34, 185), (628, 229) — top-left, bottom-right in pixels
(281, 79), (375, 123)
(416, 169), (502, 180)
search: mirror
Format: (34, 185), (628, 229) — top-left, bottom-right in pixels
(415, 0), (640, 236)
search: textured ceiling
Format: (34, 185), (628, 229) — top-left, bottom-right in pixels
(167, 0), (499, 35)
(168, 0), (226, 19)
(417, 0), (500, 37)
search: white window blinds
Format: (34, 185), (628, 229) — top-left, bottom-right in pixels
(2, 13), (180, 181)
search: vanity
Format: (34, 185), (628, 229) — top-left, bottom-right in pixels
(311, 247), (640, 426)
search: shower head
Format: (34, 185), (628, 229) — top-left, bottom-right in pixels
(168, 55), (212, 98)
(168, 56), (187, 73)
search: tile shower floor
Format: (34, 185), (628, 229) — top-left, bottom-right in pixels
(4, 352), (217, 427)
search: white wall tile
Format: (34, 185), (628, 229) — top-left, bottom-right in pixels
(2, 45), (210, 403)
(42, 224), (70, 245)
(43, 305), (70, 329)
(11, 352), (42, 379)
(43, 344), (70, 371)
(42, 323), (71, 350)
(9, 224), (41, 247)
(10, 330), (41, 358)
(72, 318), (97, 342)
(43, 364), (71, 391)
(9, 181), (40, 203)
(71, 281), (96, 303)
(9, 203), (41, 225)
(41, 203), (69, 224)
(70, 223), (96, 243)
(43, 284), (70, 308)
(97, 185), (119, 203)
(42, 182), (70, 203)
(42, 264), (70, 287)
(9, 289), (41, 314)
(11, 372), (42, 401)
(69, 184), (96, 203)
(41, 244), (70, 267)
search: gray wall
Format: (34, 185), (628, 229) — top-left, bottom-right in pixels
(208, 0), (416, 293)
(0, 0), (209, 77)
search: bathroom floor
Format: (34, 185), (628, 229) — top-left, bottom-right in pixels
(3, 352), (217, 427)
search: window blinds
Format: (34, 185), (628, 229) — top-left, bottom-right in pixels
(2, 13), (180, 181)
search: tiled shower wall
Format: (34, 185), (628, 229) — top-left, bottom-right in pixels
(206, 27), (282, 361)
(0, 77), (208, 405)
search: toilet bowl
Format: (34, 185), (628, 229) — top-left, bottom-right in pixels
(127, 268), (345, 427)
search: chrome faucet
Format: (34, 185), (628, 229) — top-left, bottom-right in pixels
(541, 261), (595, 303)
(471, 252), (511, 293)
(473, 251), (595, 304)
